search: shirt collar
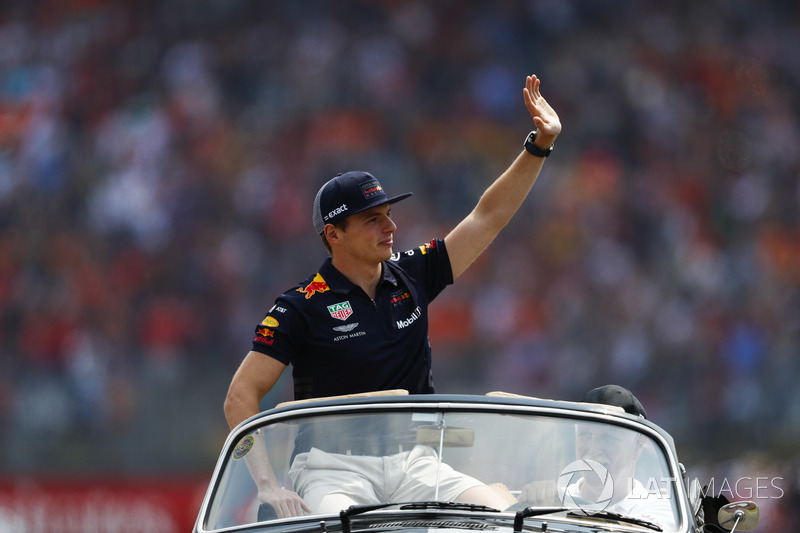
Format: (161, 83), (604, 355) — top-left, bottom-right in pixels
(318, 257), (400, 293)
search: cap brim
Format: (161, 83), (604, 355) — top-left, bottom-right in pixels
(347, 191), (413, 218)
(386, 192), (413, 204)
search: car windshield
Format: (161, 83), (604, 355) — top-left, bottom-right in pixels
(201, 404), (681, 532)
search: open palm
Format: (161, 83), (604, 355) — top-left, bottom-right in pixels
(523, 75), (561, 140)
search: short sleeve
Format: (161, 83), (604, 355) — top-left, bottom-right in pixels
(391, 238), (453, 301)
(250, 299), (305, 365)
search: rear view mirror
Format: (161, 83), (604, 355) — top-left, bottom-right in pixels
(717, 501), (759, 532)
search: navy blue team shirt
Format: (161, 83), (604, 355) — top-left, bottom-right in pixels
(251, 239), (453, 400)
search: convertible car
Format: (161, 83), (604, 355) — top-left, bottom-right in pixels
(193, 391), (759, 533)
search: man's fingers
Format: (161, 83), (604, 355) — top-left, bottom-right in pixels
(285, 493), (310, 517)
(530, 76), (541, 99)
(521, 480), (559, 505)
(526, 74), (539, 94)
(264, 489), (310, 518)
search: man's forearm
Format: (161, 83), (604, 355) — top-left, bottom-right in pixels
(473, 148), (549, 228)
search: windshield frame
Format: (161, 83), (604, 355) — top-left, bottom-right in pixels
(195, 394), (690, 533)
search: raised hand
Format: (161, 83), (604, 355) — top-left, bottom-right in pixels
(523, 75), (561, 145)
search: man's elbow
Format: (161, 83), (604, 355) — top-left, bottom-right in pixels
(222, 393), (236, 431)
(223, 383), (250, 431)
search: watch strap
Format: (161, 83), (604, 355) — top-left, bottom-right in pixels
(523, 130), (554, 157)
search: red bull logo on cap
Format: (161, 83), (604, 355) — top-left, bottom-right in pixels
(361, 180), (384, 199)
(297, 273), (330, 299)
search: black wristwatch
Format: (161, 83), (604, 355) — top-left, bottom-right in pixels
(523, 130), (554, 158)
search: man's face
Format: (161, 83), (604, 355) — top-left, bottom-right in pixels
(335, 204), (397, 264)
(574, 423), (642, 488)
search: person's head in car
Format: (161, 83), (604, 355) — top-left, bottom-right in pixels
(573, 385), (647, 504)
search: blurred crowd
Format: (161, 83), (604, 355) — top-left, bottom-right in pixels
(0, 0), (798, 524)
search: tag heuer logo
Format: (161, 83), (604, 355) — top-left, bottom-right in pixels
(327, 301), (353, 321)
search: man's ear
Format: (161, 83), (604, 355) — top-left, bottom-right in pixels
(323, 224), (339, 244)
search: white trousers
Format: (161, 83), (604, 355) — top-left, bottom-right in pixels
(288, 445), (482, 514)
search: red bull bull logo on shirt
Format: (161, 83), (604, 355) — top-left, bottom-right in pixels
(297, 273), (330, 299)
(256, 327), (274, 337)
(253, 327), (275, 345)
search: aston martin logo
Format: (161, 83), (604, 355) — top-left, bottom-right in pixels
(333, 322), (359, 332)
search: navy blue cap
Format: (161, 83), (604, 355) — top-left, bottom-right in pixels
(312, 171), (412, 234)
(581, 384), (647, 419)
